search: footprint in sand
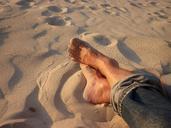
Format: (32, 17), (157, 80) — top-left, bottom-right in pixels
(33, 30), (47, 39)
(41, 6), (62, 16)
(93, 35), (112, 46)
(41, 5), (73, 27)
(81, 33), (115, 46)
(16, 0), (36, 9)
(45, 16), (73, 27)
(45, 16), (66, 26)
(154, 10), (168, 19)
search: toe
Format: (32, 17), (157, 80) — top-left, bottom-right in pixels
(70, 38), (89, 48)
(70, 38), (80, 47)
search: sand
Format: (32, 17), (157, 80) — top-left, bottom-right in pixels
(0, 0), (171, 128)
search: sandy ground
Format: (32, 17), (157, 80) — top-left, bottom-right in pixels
(0, 0), (171, 128)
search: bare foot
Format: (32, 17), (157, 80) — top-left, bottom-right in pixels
(68, 38), (107, 67)
(80, 64), (111, 104)
(68, 38), (132, 86)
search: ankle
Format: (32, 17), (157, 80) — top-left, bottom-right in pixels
(110, 69), (132, 87)
(97, 56), (118, 67)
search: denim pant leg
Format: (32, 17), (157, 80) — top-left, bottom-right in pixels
(110, 73), (171, 128)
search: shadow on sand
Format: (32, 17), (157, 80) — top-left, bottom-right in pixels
(117, 39), (141, 64)
(0, 27), (9, 47)
(1, 87), (53, 128)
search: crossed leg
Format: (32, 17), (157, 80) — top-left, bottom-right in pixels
(68, 38), (171, 128)
(68, 38), (132, 103)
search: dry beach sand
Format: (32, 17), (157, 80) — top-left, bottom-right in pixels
(0, 0), (171, 128)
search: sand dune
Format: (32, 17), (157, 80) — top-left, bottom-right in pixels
(0, 0), (171, 128)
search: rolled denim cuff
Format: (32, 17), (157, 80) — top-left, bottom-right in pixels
(110, 73), (162, 116)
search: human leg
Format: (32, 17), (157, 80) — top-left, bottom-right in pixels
(68, 38), (171, 128)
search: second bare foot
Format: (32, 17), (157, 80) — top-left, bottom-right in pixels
(80, 64), (111, 104)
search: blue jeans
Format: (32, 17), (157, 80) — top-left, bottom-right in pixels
(110, 73), (171, 128)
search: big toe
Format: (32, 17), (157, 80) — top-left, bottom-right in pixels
(69, 38), (81, 48)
